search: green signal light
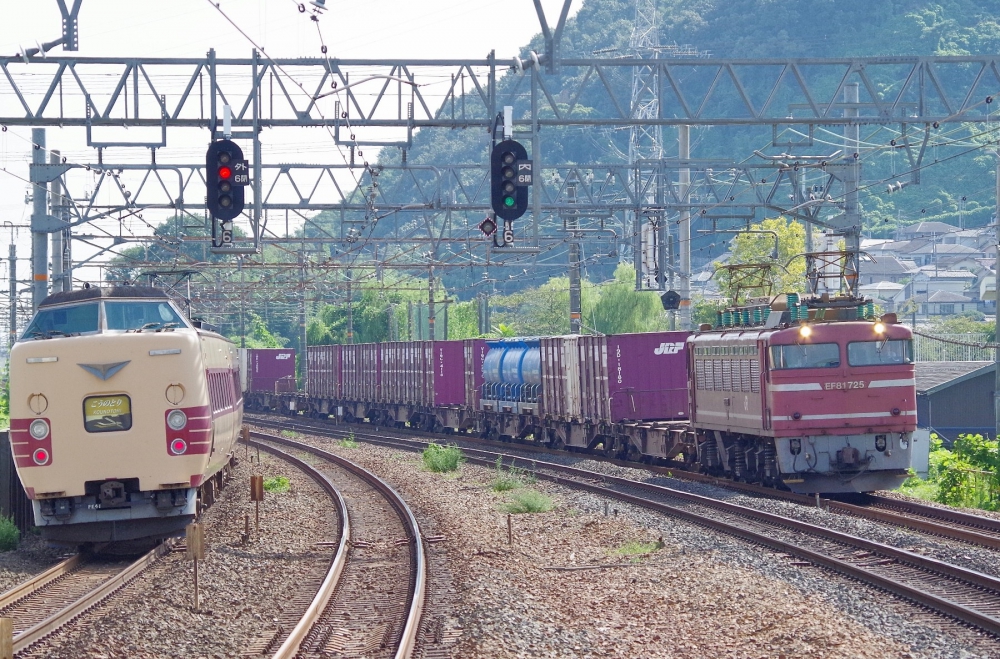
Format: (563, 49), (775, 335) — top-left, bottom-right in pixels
(504, 196), (515, 207)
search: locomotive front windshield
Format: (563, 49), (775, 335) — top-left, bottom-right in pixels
(848, 339), (913, 366)
(104, 301), (186, 331)
(769, 343), (840, 369)
(21, 302), (100, 339)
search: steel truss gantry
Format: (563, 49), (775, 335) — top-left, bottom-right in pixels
(14, 37), (1000, 320)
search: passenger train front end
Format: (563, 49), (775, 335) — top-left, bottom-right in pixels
(8, 286), (241, 547)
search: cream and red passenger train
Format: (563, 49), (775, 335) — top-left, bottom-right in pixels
(9, 286), (241, 547)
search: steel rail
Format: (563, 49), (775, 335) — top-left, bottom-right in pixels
(249, 431), (426, 659)
(0, 554), (83, 610)
(247, 413), (1000, 552)
(12, 541), (173, 653)
(244, 440), (351, 659)
(250, 416), (1000, 637)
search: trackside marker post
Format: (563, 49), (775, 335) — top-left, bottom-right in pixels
(0, 617), (11, 659)
(186, 523), (205, 611)
(251, 475), (265, 534)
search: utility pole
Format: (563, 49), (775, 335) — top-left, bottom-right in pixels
(667, 234), (675, 330)
(238, 257), (245, 348)
(49, 150), (64, 294)
(844, 83), (861, 295)
(678, 125), (691, 329)
(298, 252), (306, 389)
(994, 151), (1000, 440)
(346, 274), (354, 344)
(31, 128), (48, 311)
(567, 182), (581, 334)
(8, 244), (15, 348)
(428, 265), (436, 341)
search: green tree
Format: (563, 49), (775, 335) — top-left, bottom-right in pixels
(233, 311), (289, 348)
(720, 217), (806, 303)
(592, 264), (670, 334)
(491, 275), (599, 336)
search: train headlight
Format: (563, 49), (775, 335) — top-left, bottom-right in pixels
(169, 438), (188, 455)
(29, 419), (49, 440)
(167, 409), (188, 431)
(798, 324), (812, 338)
(873, 322), (886, 334)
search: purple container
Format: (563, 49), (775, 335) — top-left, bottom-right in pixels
(606, 332), (690, 421)
(464, 339), (488, 409)
(247, 348), (297, 394)
(307, 345), (341, 398)
(431, 341), (467, 407)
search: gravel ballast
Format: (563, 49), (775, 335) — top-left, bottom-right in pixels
(3, 425), (999, 657)
(282, 431), (969, 659)
(18, 450), (339, 659)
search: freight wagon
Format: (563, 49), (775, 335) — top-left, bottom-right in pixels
(242, 294), (916, 494)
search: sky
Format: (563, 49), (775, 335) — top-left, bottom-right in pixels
(0, 0), (580, 320)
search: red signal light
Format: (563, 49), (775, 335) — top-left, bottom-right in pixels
(218, 166), (232, 179)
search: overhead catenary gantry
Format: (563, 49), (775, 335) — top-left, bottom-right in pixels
(9, 0), (1000, 326)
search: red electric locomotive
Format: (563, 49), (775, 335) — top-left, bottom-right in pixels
(690, 292), (914, 493)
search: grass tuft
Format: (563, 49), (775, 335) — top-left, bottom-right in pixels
(263, 475), (291, 492)
(337, 431), (359, 449)
(501, 489), (553, 514)
(611, 538), (665, 557)
(0, 516), (19, 552)
(280, 429), (301, 439)
(422, 443), (463, 473)
(490, 457), (537, 492)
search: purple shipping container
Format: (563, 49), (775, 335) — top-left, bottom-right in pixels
(381, 341), (431, 405)
(578, 335), (610, 421)
(307, 345), (341, 398)
(342, 344), (381, 401)
(246, 348), (296, 394)
(431, 341), (467, 407)
(540, 336), (580, 419)
(464, 339), (488, 409)
(606, 332), (689, 421)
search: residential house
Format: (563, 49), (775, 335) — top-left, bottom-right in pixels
(910, 290), (977, 317)
(895, 221), (959, 241)
(908, 267), (977, 296)
(859, 281), (905, 311)
(858, 256), (918, 285)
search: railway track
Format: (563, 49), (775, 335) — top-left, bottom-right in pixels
(0, 544), (172, 655)
(248, 412), (1000, 553)
(246, 432), (426, 659)
(252, 414), (1000, 639)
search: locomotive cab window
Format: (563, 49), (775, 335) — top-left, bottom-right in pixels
(104, 301), (187, 332)
(769, 343), (840, 369)
(848, 340), (913, 366)
(21, 302), (99, 340)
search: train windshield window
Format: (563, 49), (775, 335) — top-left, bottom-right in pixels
(769, 343), (840, 369)
(104, 301), (187, 331)
(848, 340), (913, 366)
(21, 303), (99, 339)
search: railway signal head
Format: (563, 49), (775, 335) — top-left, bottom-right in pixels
(490, 140), (529, 221)
(206, 139), (246, 221)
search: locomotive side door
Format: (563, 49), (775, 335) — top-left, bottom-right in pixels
(759, 338), (771, 430)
